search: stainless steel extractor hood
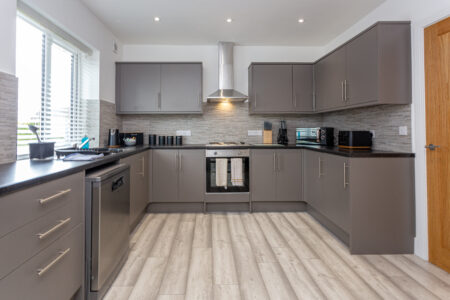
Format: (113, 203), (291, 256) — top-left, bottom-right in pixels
(207, 42), (248, 102)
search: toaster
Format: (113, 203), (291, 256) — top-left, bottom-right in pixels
(338, 131), (373, 149)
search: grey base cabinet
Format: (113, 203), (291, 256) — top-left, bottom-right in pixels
(121, 151), (149, 230)
(152, 149), (205, 203)
(251, 149), (302, 202)
(303, 150), (415, 254)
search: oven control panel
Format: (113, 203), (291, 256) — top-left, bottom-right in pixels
(205, 149), (250, 158)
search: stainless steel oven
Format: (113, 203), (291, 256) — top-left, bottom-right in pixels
(206, 149), (250, 193)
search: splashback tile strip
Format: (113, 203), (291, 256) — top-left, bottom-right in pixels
(0, 72), (18, 164)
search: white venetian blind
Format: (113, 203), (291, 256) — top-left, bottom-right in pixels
(16, 10), (96, 157)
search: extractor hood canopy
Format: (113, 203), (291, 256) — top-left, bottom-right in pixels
(207, 42), (248, 102)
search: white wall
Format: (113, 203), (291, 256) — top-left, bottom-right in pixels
(322, 0), (450, 260)
(122, 45), (323, 101)
(0, 0), (17, 75)
(20, 0), (122, 103)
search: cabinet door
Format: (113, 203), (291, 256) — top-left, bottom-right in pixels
(161, 63), (202, 113)
(137, 152), (149, 213)
(116, 63), (160, 113)
(276, 150), (302, 201)
(152, 150), (179, 202)
(322, 154), (350, 232)
(303, 150), (324, 210)
(315, 47), (346, 111)
(250, 65), (293, 113)
(293, 65), (314, 112)
(121, 154), (140, 227)
(346, 26), (378, 106)
(178, 150), (205, 202)
(251, 150), (277, 202)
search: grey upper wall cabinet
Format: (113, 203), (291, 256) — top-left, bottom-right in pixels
(315, 22), (411, 112)
(249, 63), (314, 114)
(251, 149), (302, 202)
(116, 62), (203, 114)
(152, 149), (205, 203)
(116, 63), (161, 113)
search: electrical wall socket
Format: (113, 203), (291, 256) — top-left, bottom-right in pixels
(176, 130), (191, 136)
(248, 130), (262, 136)
(399, 126), (408, 136)
(370, 130), (375, 138)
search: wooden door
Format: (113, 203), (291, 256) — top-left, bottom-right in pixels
(276, 150), (302, 202)
(250, 150), (277, 202)
(292, 65), (314, 112)
(425, 17), (450, 273)
(160, 63), (202, 113)
(178, 150), (205, 202)
(315, 47), (347, 111)
(152, 150), (179, 202)
(116, 63), (160, 113)
(250, 65), (293, 113)
(346, 26), (379, 106)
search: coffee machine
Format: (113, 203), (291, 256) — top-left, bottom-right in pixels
(277, 120), (289, 145)
(107, 129), (120, 148)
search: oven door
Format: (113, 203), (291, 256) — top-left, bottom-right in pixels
(206, 157), (249, 193)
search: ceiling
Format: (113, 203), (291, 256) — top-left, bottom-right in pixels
(81, 0), (385, 46)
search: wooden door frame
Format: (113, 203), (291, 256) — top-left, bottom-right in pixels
(411, 12), (450, 261)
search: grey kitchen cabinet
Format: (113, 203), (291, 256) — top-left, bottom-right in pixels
(303, 149), (415, 254)
(116, 62), (203, 114)
(161, 63), (203, 113)
(116, 63), (161, 113)
(251, 149), (302, 202)
(152, 149), (205, 203)
(121, 151), (149, 230)
(315, 22), (411, 112)
(314, 47), (347, 111)
(250, 149), (277, 202)
(249, 64), (294, 113)
(0, 172), (84, 300)
(292, 64), (314, 112)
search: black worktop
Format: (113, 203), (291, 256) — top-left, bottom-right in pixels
(0, 144), (414, 196)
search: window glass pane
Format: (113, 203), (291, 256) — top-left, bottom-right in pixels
(16, 17), (44, 156)
(43, 42), (74, 148)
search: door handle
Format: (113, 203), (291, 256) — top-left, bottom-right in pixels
(344, 163), (349, 188)
(254, 93), (257, 109)
(158, 92), (162, 109)
(277, 153), (281, 172)
(344, 80), (348, 102)
(176, 153), (179, 170)
(425, 144), (440, 151)
(179, 153), (182, 171)
(341, 81), (345, 102)
(318, 157), (323, 178)
(273, 153), (276, 172)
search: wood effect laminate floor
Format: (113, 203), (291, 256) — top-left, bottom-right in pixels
(104, 213), (450, 300)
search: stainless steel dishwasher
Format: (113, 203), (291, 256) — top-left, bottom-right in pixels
(85, 163), (130, 300)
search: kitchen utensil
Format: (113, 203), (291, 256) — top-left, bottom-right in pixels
(108, 129), (120, 148)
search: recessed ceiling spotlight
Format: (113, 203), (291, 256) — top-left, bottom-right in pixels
(154, 17), (160, 22)
(298, 18), (304, 23)
(226, 18), (233, 23)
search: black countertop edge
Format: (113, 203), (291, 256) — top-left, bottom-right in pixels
(0, 144), (414, 197)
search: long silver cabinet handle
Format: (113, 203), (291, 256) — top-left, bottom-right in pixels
(37, 248), (70, 277)
(138, 157), (145, 176)
(341, 81), (345, 102)
(179, 154), (182, 171)
(277, 153), (281, 171)
(344, 80), (348, 102)
(318, 157), (323, 178)
(39, 189), (71, 205)
(273, 153), (276, 172)
(37, 217), (71, 240)
(176, 153), (179, 170)
(158, 92), (162, 109)
(344, 162), (349, 188)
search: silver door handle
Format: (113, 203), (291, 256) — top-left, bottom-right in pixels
(318, 157), (323, 178)
(341, 81), (345, 102)
(158, 92), (162, 109)
(425, 144), (440, 150)
(344, 163), (349, 188)
(254, 93), (257, 109)
(37, 217), (71, 240)
(344, 80), (348, 102)
(199, 93), (202, 107)
(39, 189), (71, 205)
(277, 153), (281, 171)
(293, 94), (297, 107)
(179, 153), (182, 171)
(273, 153), (276, 172)
(176, 153), (179, 170)
(138, 157), (145, 176)
(37, 248), (70, 277)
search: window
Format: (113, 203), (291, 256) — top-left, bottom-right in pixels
(16, 15), (87, 157)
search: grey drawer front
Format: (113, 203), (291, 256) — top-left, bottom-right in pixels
(0, 224), (83, 300)
(0, 172), (84, 238)
(205, 193), (249, 203)
(0, 195), (82, 280)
